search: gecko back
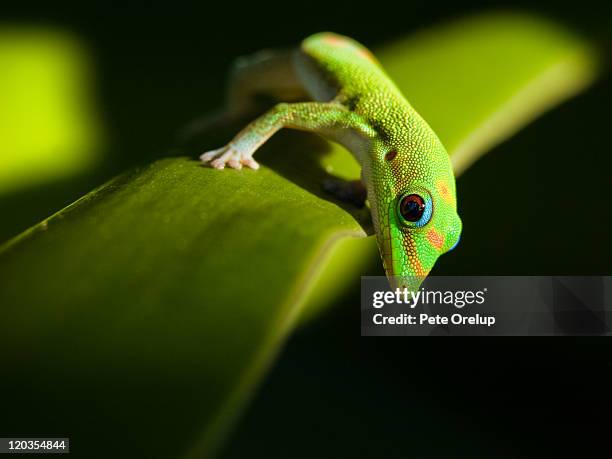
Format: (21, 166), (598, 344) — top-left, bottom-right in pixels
(297, 32), (399, 103)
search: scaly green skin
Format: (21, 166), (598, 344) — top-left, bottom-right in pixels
(201, 32), (462, 288)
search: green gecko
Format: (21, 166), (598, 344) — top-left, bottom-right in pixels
(200, 32), (462, 287)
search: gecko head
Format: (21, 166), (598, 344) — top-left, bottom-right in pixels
(371, 145), (462, 290)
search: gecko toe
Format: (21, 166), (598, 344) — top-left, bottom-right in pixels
(228, 158), (243, 169)
(242, 157), (260, 170)
(200, 147), (225, 163)
(210, 158), (226, 169)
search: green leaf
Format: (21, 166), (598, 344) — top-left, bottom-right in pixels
(0, 12), (598, 458)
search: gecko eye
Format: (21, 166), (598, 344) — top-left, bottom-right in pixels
(397, 192), (432, 228)
(400, 194), (425, 221)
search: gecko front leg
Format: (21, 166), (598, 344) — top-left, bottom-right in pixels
(200, 101), (375, 170)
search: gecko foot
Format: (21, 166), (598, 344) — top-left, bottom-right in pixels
(200, 144), (260, 170)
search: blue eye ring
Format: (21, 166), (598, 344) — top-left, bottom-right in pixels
(396, 188), (433, 228)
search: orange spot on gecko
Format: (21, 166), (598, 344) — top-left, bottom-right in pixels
(323, 35), (346, 46)
(356, 48), (374, 61)
(427, 228), (445, 251)
(406, 236), (426, 277)
(412, 255), (426, 277)
(437, 179), (454, 204)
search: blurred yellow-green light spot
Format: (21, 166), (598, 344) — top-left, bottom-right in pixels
(0, 27), (102, 195)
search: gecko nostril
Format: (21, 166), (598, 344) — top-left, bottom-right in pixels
(385, 150), (397, 161)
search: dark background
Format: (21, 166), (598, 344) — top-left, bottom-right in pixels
(2, 0), (612, 457)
